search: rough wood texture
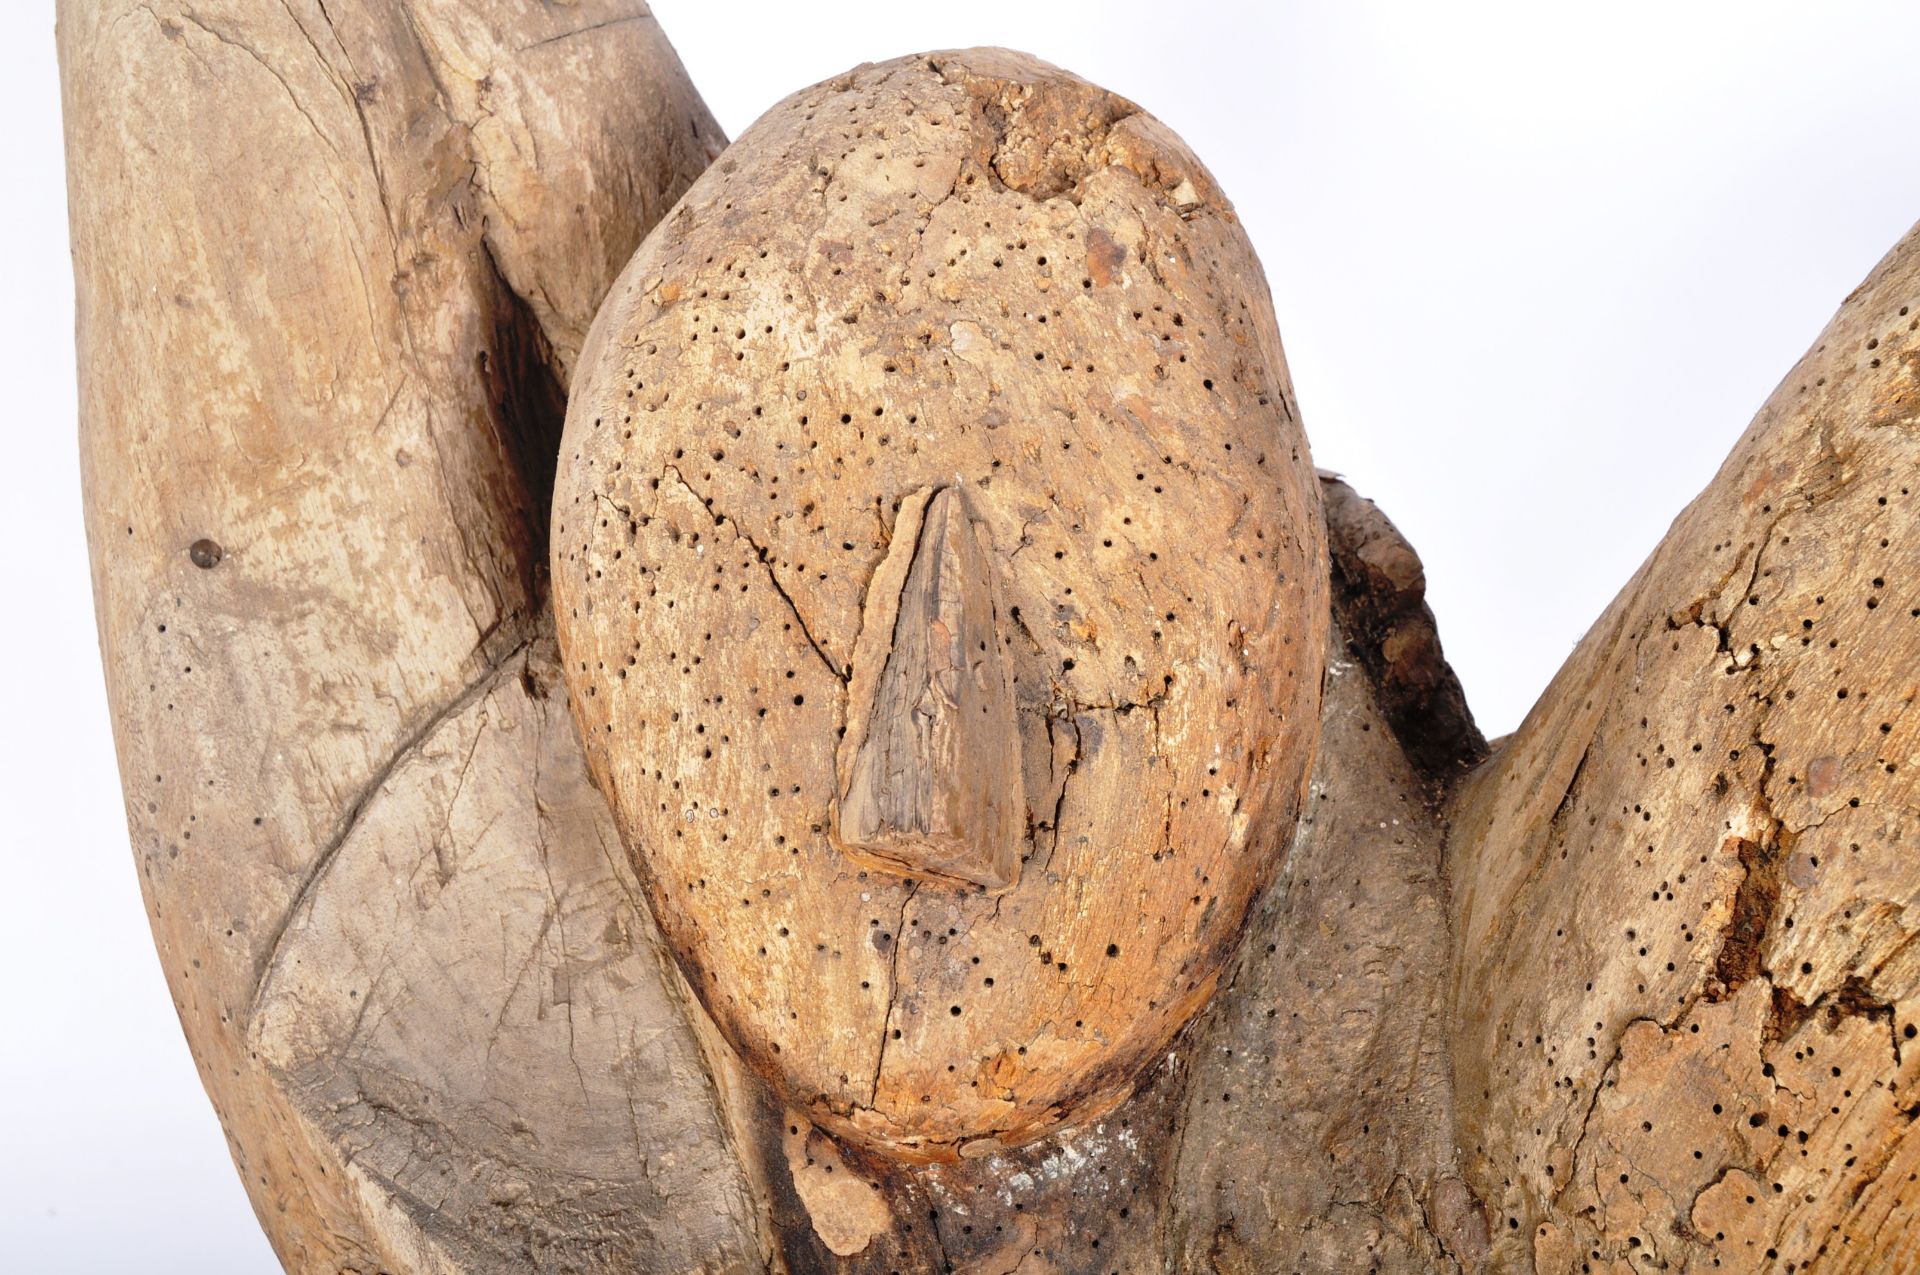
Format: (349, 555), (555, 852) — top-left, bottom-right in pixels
(1447, 223), (1920, 1271)
(701, 496), (1486, 1272)
(552, 49), (1329, 1161)
(63, 6), (1920, 1266)
(1322, 471), (1490, 788)
(58, 3), (760, 1270)
(1157, 477), (1489, 1275)
(251, 630), (765, 1272)
(836, 485), (1026, 890)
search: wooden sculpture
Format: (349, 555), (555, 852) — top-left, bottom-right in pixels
(58, 5), (1920, 1272)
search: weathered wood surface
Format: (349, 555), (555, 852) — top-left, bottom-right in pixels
(1448, 224), (1920, 1271)
(667, 488), (1489, 1273)
(58, 2), (760, 1269)
(836, 484), (1027, 891)
(552, 49), (1329, 1162)
(60, 1), (1920, 1266)
(1160, 477), (1488, 1274)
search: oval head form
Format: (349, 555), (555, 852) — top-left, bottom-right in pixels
(553, 48), (1327, 1159)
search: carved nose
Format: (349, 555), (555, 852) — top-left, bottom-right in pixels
(834, 485), (1026, 890)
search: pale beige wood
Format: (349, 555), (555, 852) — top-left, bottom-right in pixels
(57, 3), (761, 1270)
(1159, 476), (1488, 1274)
(691, 479), (1490, 1273)
(63, 8), (1920, 1266)
(1447, 222), (1920, 1272)
(553, 48), (1329, 1162)
(835, 484), (1025, 890)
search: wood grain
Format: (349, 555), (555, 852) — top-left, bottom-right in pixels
(58, 2), (757, 1268)
(1447, 220), (1920, 1272)
(65, 6), (1920, 1264)
(836, 485), (1026, 890)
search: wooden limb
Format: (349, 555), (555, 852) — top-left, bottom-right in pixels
(1447, 221), (1920, 1271)
(58, 2), (753, 1268)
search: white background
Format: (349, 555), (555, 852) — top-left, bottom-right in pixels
(7, 2), (1920, 1269)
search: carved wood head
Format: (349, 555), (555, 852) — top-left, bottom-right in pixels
(553, 49), (1328, 1160)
